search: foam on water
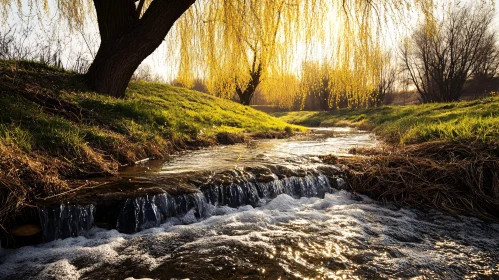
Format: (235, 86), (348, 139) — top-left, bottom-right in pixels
(1, 191), (498, 279)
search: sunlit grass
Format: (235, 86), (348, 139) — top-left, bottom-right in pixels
(68, 81), (303, 139)
(274, 98), (499, 145)
(0, 60), (302, 163)
(0, 94), (87, 158)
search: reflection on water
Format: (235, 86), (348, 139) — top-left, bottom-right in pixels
(158, 127), (377, 174)
(1, 192), (497, 279)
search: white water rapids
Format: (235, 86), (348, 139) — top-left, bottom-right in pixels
(1, 191), (498, 279)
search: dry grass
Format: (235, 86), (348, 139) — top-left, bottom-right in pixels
(323, 142), (499, 221)
(0, 143), (69, 233)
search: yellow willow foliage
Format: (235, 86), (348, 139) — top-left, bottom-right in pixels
(261, 73), (301, 110)
(169, 0), (322, 99)
(1, 0), (93, 29)
(293, 2), (387, 109)
(2, 0), (492, 39)
(336, 3), (378, 108)
(299, 61), (330, 109)
(169, 0), (444, 106)
(2, 0), (493, 106)
(299, 46), (390, 110)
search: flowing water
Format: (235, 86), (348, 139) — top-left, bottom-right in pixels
(1, 128), (498, 279)
(123, 127), (377, 175)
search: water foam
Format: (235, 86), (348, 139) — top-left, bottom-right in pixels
(1, 190), (497, 279)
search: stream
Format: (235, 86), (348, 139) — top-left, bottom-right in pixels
(0, 128), (498, 279)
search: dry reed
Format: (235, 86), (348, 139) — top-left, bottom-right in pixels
(323, 141), (499, 221)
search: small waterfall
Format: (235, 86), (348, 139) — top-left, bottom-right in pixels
(116, 193), (208, 233)
(38, 170), (339, 239)
(39, 204), (95, 242)
(202, 174), (331, 208)
(116, 195), (161, 234)
(116, 174), (332, 233)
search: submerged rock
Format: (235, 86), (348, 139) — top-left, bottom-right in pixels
(10, 224), (42, 237)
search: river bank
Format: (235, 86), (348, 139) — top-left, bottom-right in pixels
(275, 100), (499, 221)
(274, 97), (499, 145)
(0, 118), (497, 279)
(2, 59), (498, 249)
(0, 60), (301, 238)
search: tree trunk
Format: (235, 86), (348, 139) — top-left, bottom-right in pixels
(86, 0), (195, 98)
(237, 90), (254, 106)
(236, 63), (262, 106)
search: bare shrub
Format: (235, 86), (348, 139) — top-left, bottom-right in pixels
(402, 4), (498, 103)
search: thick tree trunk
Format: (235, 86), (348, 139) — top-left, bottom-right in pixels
(86, 0), (195, 98)
(236, 83), (259, 106)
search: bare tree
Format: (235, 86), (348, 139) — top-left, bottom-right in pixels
(474, 35), (499, 79)
(0, 25), (15, 59)
(370, 58), (397, 107)
(401, 5), (497, 103)
(472, 30), (499, 97)
(0, 23), (38, 61)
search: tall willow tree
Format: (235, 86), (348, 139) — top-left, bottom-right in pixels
(171, 0), (329, 105)
(293, 2), (395, 110)
(3, 0), (196, 97)
(2, 0), (477, 99)
(171, 0), (426, 108)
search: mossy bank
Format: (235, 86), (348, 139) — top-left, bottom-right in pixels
(276, 100), (499, 221)
(0, 60), (302, 231)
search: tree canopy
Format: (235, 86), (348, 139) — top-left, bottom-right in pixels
(1, 0), (494, 100)
(170, 0), (402, 107)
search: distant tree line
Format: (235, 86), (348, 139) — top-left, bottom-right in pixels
(274, 3), (499, 110)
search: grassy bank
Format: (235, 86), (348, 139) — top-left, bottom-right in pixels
(274, 98), (499, 145)
(277, 100), (499, 221)
(0, 60), (302, 230)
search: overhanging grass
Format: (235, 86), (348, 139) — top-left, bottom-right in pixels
(274, 98), (499, 145)
(322, 141), (499, 221)
(0, 60), (303, 233)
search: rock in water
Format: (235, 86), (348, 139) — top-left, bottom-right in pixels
(10, 224), (42, 237)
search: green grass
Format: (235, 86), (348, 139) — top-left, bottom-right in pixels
(274, 98), (499, 145)
(75, 81), (300, 140)
(0, 60), (302, 169)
